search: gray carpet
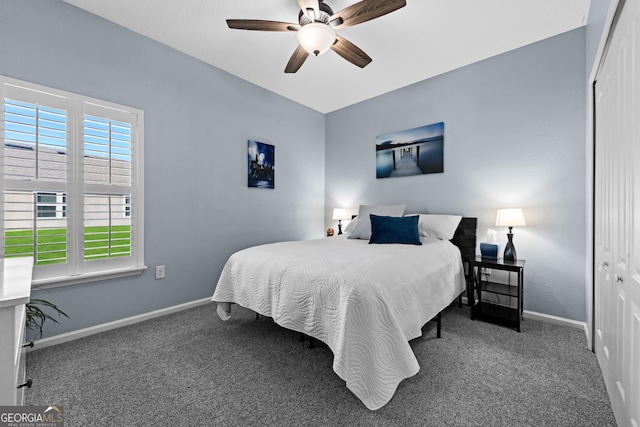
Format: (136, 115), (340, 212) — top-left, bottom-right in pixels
(25, 303), (616, 426)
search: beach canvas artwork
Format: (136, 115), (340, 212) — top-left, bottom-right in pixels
(375, 122), (444, 179)
(248, 140), (275, 189)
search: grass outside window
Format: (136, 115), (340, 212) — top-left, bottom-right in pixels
(5, 226), (131, 265)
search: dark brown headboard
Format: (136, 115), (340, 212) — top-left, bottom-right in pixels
(451, 217), (477, 302)
(450, 217), (477, 263)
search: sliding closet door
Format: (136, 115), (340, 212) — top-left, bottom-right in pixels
(594, 0), (640, 425)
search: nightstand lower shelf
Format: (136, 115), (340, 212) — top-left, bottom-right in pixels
(472, 301), (521, 330)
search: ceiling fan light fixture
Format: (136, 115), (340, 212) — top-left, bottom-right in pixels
(297, 22), (336, 56)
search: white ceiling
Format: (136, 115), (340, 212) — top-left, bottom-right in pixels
(62, 0), (591, 113)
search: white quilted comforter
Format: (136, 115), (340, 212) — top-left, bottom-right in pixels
(211, 235), (465, 410)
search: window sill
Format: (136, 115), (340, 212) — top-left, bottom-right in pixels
(31, 265), (148, 290)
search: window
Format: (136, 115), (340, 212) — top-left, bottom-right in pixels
(1, 76), (145, 287)
(36, 192), (66, 218)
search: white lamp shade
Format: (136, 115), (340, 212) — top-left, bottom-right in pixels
(495, 208), (526, 227)
(297, 22), (336, 56)
(332, 208), (350, 221)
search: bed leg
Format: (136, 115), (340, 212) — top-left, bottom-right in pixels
(298, 333), (315, 349)
(256, 312), (260, 320)
(458, 294), (462, 308)
(436, 312), (442, 338)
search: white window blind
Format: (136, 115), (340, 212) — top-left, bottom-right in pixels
(1, 76), (145, 287)
(4, 99), (67, 181)
(83, 114), (132, 185)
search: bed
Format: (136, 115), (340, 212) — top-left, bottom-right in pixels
(211, 212), (477, 410)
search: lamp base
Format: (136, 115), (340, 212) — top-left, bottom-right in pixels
(337, 220), (343, 235)
(504, 232), (517, 261)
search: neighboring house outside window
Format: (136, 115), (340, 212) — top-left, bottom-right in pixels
(124, 196), (131, 218)
(36, 192), (66, 218)
(1, 76), (145, 287)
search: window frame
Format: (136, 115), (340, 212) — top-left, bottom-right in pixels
(1, 75), (146, 289)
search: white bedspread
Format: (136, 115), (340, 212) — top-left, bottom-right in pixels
(211, 236), (465, 410)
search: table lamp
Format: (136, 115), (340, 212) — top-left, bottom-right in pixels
(495, 208), (526, 261)
(332, 208), (350, 235)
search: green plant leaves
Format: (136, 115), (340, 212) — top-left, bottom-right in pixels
(25, 299), (69, 339)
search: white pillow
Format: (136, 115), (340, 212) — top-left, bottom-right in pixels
(347, 204), (406, 240)
(410, 214), (462, 240)
(344, 217), (358, 234)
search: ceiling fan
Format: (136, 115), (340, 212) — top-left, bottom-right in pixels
(226, 0), (407, 73)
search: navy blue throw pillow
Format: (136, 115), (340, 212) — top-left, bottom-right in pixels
(369, 214), (422, 245)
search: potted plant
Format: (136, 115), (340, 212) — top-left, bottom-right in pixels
(25, 299), (68, 340)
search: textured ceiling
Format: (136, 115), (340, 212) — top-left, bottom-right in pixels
(62, 0), (591, 113)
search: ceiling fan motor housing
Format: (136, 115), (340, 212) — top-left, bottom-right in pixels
(298, 1), (334, 25)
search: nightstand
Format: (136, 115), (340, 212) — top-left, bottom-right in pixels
(470, 256), (525, 332)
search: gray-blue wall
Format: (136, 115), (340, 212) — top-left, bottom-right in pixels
(1, 0), (605, 333)
(0, 0), (326, 337)
(325, 28), (588, 322)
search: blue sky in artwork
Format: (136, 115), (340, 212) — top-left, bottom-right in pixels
(376, 122), (444, 146)
(248, 139), (274, 168)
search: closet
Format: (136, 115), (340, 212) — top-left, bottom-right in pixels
(594, 0), (640, 425)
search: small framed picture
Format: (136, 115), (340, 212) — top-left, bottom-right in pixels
(247, 140), (275, 189)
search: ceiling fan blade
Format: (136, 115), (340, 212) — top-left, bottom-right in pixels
(330, 0), (406, 29)
(331, 35), (372, 68)
(226, 19), (299, 32)
(285, 45), (309, 73)
(298, 0), (320, 21)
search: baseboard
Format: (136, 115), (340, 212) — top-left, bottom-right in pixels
(29, 297), (212, 351)
(523, 309), (588, 334)
(462, 297), (588, 337)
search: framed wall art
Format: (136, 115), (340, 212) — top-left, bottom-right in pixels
(375, 122), (444, 179)
(247, 140), (275, 189)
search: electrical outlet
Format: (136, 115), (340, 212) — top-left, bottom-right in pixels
(155, 265), (166, 279)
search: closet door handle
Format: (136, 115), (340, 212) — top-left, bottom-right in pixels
(614, 274), (624, 283)
(601, 261), (609, 267)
